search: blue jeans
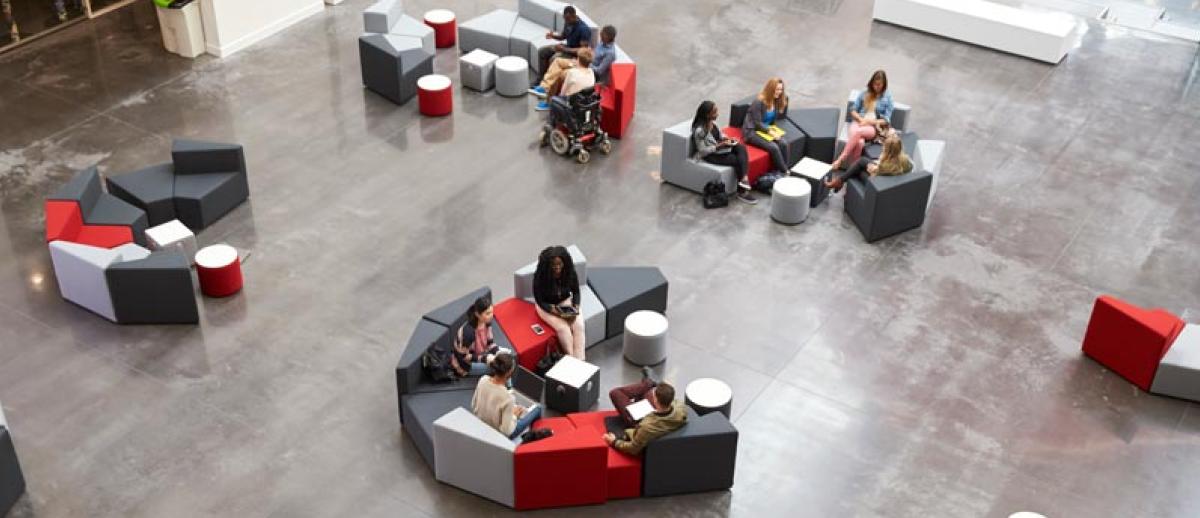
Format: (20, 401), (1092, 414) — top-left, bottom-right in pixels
(468, 362), (488, 376)
(509, 405), (543, 439)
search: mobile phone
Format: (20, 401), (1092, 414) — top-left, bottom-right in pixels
(531, 324), (545, 335)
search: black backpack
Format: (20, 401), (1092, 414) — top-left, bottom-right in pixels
(754, 171), (785, 193)
(422, 344), (454, 383)
(702, 180), (729, 209)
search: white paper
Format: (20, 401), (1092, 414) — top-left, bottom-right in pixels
(627, 399), (654, 421)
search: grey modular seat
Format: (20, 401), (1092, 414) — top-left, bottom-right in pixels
(50, 166), (148, 246)
(106, 163), (176, 227)
(642, 407), (738, 497)
(787, 107), (840, 164)
(170, 139), (250, 231)
(1151, 324), (1200, 402)
(359, 33), (434, 106)
(0, 427), (24, 516)
(401, 389), (474, 471)
(106, 250), (198, 324)
(433, 408), (516, 507)
(728, 96), (808, 168)
(459, 1), (600, 75)
(660, 120), (737, 195)
(362, 0), (435, 53)
(587, 266), (668, 339)
(459, 9), (519, 58)
(844, 131), (933, 242)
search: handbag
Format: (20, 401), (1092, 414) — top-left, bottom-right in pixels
(535, 342), (563, 376)
(521, 427), (554, 443)
(754, 171), (785, 193)
(702, 180), (729, 209)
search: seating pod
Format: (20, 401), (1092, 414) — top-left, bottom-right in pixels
(106, 163), (177, 227)
(843, 131), (932, 242)
(45, 166), (146, 247)
(0, 426), (24, 516)
(728, 97), (808, 170)
(400, 389), (474, 470)
(1082, 295), (1185, 391)
(587, 266), (668, 340)
(660, 121), (737, 195)
(599, 57), (636, 139)
(106, 250), (198, 324)
(642, 407), (738, 497)
(359, 34), (434, 106)
(433, 408), (516, 507)
(566, 410), (643, 500)
(514, 416), (607, 510)
(459, 1), (600, 74)
(170, 139), (251, 232)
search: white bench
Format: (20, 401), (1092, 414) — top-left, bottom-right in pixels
(872, 0), (1081, 64)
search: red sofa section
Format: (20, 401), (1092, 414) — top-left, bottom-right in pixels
(720, 127), (771, 185)
(493, 298), (555, 372)
(567, 410), (643, 500)
(44, 200), (134, 249)
(599, 63), (636, 139)
(1082, 295), (1186, 390)
(514, 416), (608, 510)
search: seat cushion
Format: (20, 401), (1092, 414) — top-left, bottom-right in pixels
(400, 389), (475, 471)
(721, 127), (771, 184)
(493, 298), (556, 371)
(173, 171), (249, 231)
(566, 411), (642, 500)
(106, 163), (177, 227)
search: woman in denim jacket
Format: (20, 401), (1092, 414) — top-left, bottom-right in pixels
(831, 70), (894, 170)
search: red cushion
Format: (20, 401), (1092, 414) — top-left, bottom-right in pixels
(566, 411), (642, 499)
(44, 200), (134, 249)
(722, 127), (771, 184)
(514, 417), (608, 510)
(1081, 295), (1186, 390)
(493, 298), (556, 372)
(599, 63), (636, 139)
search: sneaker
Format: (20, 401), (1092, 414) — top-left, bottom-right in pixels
(640, 366), (654, 382)
(535, 101), (550, 111)
(528, 86), (547, 98)
(736, 190), (759, 204)
(737, 180), (751, 191)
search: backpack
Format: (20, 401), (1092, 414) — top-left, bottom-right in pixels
(702, 180), (729, 209)
(754, 171), (785, 193)
(422, 344), (454, 383)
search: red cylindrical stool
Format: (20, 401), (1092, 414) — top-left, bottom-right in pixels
(195, 244), (243, 297)
(417, 74), (453, 116)
(423, 9), (456, 48)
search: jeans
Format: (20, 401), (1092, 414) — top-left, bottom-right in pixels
(836, 121), (877, 166)
(702, 145), (749, 184)
(744, 132), (788, 174)
(609, 378), (657, 427)
(468, 362), (488, 376)
(509, 404), (544, 439)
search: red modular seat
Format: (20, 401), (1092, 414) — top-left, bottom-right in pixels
(514, 416), (608, 510)
(721, 127), (771, 185)
(1081, 295), (1186, 390)
(417, 74), (453, 117)
(567, 410), (643, 500)
(493, 298), (555, 371)
(599, 63), (636, 139)
(44, 200), (134, 249)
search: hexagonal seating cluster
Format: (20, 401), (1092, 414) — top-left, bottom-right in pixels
(394, 248), (739, 509)
(1082, 294), (1200, 403)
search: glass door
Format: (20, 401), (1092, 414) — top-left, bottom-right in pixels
(1, 0), (139, 53)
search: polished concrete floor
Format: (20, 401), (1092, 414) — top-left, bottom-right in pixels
(1, 0), (1199, 516)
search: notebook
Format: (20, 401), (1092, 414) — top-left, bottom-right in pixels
(627, 399), (655, 421)
(755, 125), (786, 142)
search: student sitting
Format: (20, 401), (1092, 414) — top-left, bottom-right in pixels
(532, 245), (585, 360)
(533, 25), (616, 98)
(742, 77), (790, 176)
(450, 296), (504, 378)
(531, 5), (592, 92)
(831, 69), (894, 171)
(471, 353), (542, 439)
(603, 369), (687, 455)
(692, 100), (757, 204)
(824, 131), (912, 192)
(536, 48), (595, 112)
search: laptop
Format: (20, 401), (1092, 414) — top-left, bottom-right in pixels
(512, 365), (545, 407)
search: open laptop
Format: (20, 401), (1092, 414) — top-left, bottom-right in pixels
(512, 365), (545, 407)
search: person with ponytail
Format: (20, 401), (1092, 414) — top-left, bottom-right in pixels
(471, 353), (542, 439)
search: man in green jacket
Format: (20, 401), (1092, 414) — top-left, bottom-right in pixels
(603, 380), (687, 455)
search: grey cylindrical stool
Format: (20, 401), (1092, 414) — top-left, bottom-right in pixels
(623, 310), (668, 366)
(494, 56), (529, 97)
(685, 378), (732, 418)
(771, 176), (811, 224)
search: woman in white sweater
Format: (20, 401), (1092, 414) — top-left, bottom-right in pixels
(471, 353), (541, 439)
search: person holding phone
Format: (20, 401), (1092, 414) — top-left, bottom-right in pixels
(450, 295), (506, 378)
(692, 100), (756, 204)
(532, 245), (585, 360)
(741, 77), (790, 177)
(472, 353), (542, 439)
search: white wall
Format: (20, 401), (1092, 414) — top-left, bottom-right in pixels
(200, 0), (325, 58)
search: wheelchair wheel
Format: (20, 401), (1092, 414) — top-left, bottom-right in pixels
(599, 139), (612, 155)
(550, 129), (570, 155)
(576, 149), (591, 164)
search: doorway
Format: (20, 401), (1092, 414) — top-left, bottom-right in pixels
(1, 0), (138, 52)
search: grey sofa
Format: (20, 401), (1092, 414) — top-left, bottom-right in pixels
(459, 0), (599, 75)
(728, 96), (808, 168)
(660, 120), (737, 195)
(587, 266), (668, 340)
(642, 407), (738, 497)
(50, 166), (148, 246)
(844, 132), (933, 242)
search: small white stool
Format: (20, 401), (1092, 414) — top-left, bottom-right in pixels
(623, 310), (668, 366)
(494, 56), (529, 97)
(459, 48), (498, 92)
(685, 378), (732, 418)
(144, 219), (198, 264)
(770, 176), (811, 225)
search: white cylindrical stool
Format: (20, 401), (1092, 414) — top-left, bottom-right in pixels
(623, 310), (668, 366)
(494, 56), (530, 97)
(685, 378), (732, 418)
(770, 176), (812, 225)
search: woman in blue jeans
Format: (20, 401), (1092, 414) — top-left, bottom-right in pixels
(450, 296), (507, 378)
(471, 353), (542, 439)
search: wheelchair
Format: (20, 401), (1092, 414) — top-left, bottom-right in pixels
(538, 88), (612, 164)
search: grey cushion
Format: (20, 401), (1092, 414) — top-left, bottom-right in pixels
(433, 408), (516, 507)
(787, 107), (840, 164)
(586, 266), (668, 339)
(660, 120), (736, 195)
(171, 139), (246, 176)
(106, 163), (177, 227)
(400, 389), (474, 471)
(508, 17), (554, 72)
(844, 133), (932, 242)
(48, 165), (103, 210)
(363, 0), (404, 34)
(0, 427), (25, 517)
(359, 34), (434, 105)
(518, 0), (565, 32)
(642, 407), (738, 497)
(458, 9), (518, 58)
(173, 171), (249, 231)
(1151, 324), (1200, 401)
(106, 250), (198, 325)
(424, 287), (492, 331)
(389, 14), (435, 55)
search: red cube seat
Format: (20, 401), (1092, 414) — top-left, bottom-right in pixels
(1081, 295), (1186, 390)
(493, 298), (555, 372)
(567, 410), (643, 500)
(44, 200), (134, 249)
(514, 416), (607, 510)
(721, 127), (771, 185)
(599, 63), (636, 139)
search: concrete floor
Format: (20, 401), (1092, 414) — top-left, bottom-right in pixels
(1, 0), (1199, 516)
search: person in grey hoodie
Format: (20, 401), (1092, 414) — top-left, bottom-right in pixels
(691, 100), (757, 204)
